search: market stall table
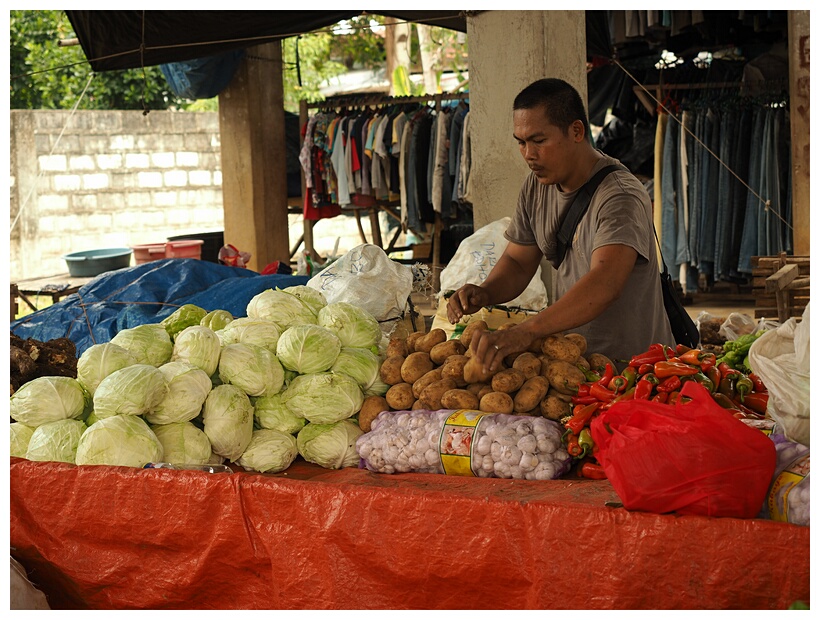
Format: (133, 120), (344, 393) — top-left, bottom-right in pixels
(10, 456), (809, 610)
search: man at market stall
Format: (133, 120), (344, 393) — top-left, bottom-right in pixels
(447, 77), (674, 371)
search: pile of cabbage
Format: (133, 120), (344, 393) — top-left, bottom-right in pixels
(10, 285), (387, 474)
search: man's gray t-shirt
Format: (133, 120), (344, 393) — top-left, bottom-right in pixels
(505, 154), (675, 362)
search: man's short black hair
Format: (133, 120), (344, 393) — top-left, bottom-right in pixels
(513, 78), (590, 138)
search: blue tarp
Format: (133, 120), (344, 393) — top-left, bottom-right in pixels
(11, 259), (309, 356)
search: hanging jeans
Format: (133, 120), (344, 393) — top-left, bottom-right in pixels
(738, 106), (766, 274)
(687, 108), (704, 271)
(660, 112), (679, 279)
(714, 108), (737, 281)
(728, 106), (752, 278)
(697, 107), (720, 278)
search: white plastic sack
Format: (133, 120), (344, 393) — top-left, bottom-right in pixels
(437, 217), (548, 311)
(748, 302), (810, 446)
(307, 244), (413, 331)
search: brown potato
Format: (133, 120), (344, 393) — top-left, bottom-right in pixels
(358, 395), (389, 432)
(400, 351), (434, 384)
(541, 334), (582, 362)
(479, 391), (514, 414)
(412, 368), (443, 399)
(405, 331), (426, 353)
(512, 352), (541, 380)
(441, 355), (468, 387)
(386, 337), (408, 358)
(540, 394), (571, 421)
(463, 356), (494, 384)
(379, 355), (406, 385)
(564, 332), (588, 356)
(419, 378), (458, 410)
(491, 368), (526, 394)
(545, 359), (586, 395)
(411, 399), (426, 410)
(527, 335), (547, 354)
(547, 388), (574, 403)
(477, 385), (494, 400)
(385, 383), (415, 410)
(575, 356), (591, 371)
(429, 339), (466, 365)
(587, 352), (616, 374)
(465, 382), (489, 395)
(513, 375), (550, 412)
(415, 328), (447, 353)
(460, 320), (488, 349)
(440, 389), (480, 410)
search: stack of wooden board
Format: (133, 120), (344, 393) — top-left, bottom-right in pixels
(751, 253), (809, 321)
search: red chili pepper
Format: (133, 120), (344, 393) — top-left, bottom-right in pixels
(741, 391), (769, 415)
(654, 359), (701, 379)
(607, 375), (627, 393)
(676, 344), (693, 356)
(579, 462), (607, 480)
(603, 386), (636, 410)
(677, 348), (703, 365)
(565, 402), (600, 436)
(637, 363), (654, 376)
(566, 433), (583, 458)
(570, 395), (598, 405)
(576, 383), (591, 397)
(656, 375), (682, 393)
(628, 343), (667, 367)
(589, 382), (616, 403)
(748, 372), (767, 393)
(652, 391), (669, 403)
(698, 352), (717, 372)
(717, 362), (737, 377)
(667, 390), (681, 405)
(730, 398), (765, 419)
(706, 365), (721, 390)
(678, 349), (717, 373)
(634, 375), (656, 400)
(597, 363), (615, 387)
(711, 392), (741, 411)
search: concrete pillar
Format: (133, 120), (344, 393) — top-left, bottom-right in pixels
(787, 10), (809, 256)
(10, 110), (40, 281)
(466, 10), (587, 228)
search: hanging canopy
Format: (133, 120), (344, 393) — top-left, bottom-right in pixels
(65, 10), (469, 72)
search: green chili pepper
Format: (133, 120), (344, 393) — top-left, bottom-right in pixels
(735, 375), (754, 402)
(578, 428), (595, 459)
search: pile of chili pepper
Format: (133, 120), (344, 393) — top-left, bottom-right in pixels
(560, 342), (770, 481)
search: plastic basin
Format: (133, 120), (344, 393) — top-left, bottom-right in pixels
(63, 248), (133, 277)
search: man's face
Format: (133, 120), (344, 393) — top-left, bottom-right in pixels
(513, 105), (576, 187)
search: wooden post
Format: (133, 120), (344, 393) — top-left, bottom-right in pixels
(788, 11), (810, 256)
(218, 42), (289, 272)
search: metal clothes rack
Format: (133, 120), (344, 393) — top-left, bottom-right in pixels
(633, 78), (789, 116)
(298, 91), (470, 292)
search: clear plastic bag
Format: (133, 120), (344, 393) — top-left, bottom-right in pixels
(747, 303), (810, 446)
(356, 409), (572, 480)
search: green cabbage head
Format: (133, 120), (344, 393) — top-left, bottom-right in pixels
(200, 309), (234, 331)
(282, 372), (363, 424)
(276, 324), (341, 374)
(93, 364), (169, 419)
(75, 414), (164, 468)
(218, 343), (285, 397)
(161, 304), (208, 340)
(111, 323), (173, 367)
(10, 376), (87, 427)
(253, 393), (306, 435)
(237, 428), (298, 473)
(218, 317), (281, 353)
(201, 384), (254, 461)
(317, 301), (382, 349)
(25, 418), (88, 463)
(145, 361), (212, 425)
(279, 285), (327, 315)
(171, 325), (222, 376)
(246, 289), (318, 330)
(330, 347), (382, 391)
(76, 342), (138, 396)
(296, 419), (363, 469)
(10, 423), (35, 458)
(150, 421), (213, 466)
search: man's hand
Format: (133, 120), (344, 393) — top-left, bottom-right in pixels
(471, 323), (536, 374)
(446, 284), (490, 324)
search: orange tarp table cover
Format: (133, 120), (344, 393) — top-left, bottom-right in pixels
(10, 456), (809, 610)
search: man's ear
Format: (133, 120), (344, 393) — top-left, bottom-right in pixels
(571, 119), (586, 143)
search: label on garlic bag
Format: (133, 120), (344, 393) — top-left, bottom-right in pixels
(767, 454), (810, 523)
(439, 409), (487, 476)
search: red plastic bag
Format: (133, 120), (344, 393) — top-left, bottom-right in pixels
(590, 381), (777, 518)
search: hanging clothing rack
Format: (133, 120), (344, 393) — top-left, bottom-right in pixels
(633, 78), (789, 116)
(298, 91), (471, 292)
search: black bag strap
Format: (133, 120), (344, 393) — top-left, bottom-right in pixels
(556, 164), (625, 266)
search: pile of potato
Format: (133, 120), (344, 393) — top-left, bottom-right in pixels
(357, 321), (615, 432)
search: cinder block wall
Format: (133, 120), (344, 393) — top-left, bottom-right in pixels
(10, 110), (225, 281)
